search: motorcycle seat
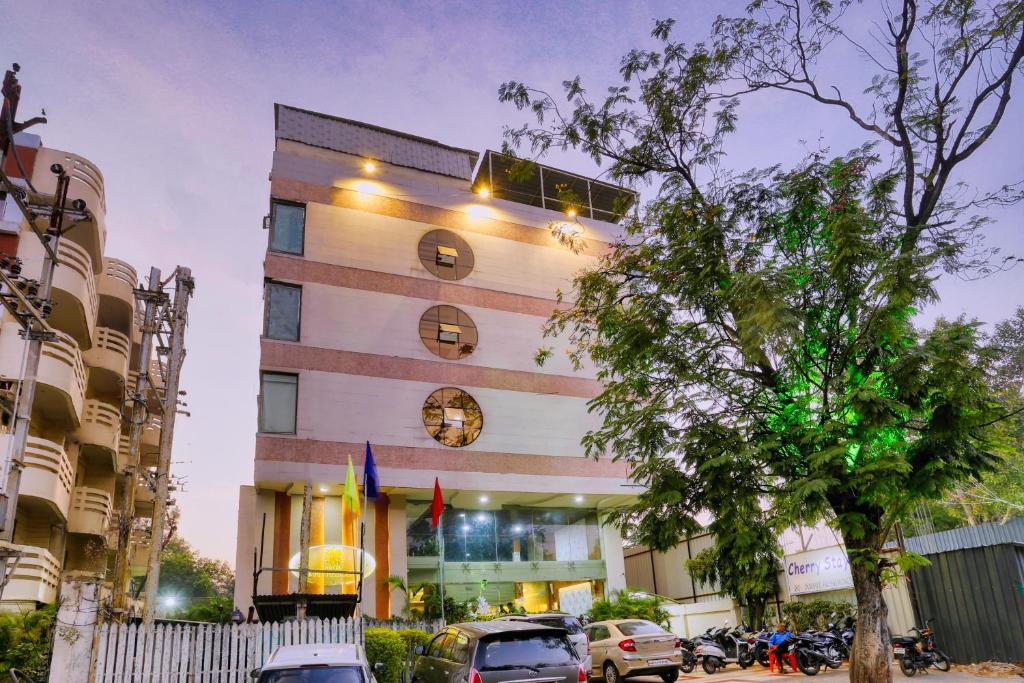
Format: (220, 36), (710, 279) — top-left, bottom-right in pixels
(892, 636), (917, 645)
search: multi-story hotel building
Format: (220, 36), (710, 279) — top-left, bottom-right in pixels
(0, 132), (160, 610)
(234, 105), (637, 619)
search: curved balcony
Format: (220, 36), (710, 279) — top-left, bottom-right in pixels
(67, 486), (113, 536)
(130, 529), (153, 567)
(33, 148), (106, 268)
(117, 432), (158, 469)
(12, 237), (97, 348)
(77, 399), (121, 457)
(98, 258), (137, 307)
(0, 324), (86, 427)
(135, 482), (155, 515)
(18, 435), (74, 520)
(0, 543), (60, 605)
(84, 327), (130, 380)
(141, 413), (162, 452)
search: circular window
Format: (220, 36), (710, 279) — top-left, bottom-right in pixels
(419, 305), (478, 360)
(422, 387), (483, 447)
(418, 229), (474, 280)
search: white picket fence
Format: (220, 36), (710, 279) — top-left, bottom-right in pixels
(92, 618), (394, 682)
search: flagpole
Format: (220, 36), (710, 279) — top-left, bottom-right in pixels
(358, 467), (369, 606)
(437, 514), (446, 625)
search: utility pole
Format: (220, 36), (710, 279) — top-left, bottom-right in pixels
(142, 267), (192, 623)
(0, 67), (85, 596)
(110, 267), (164, 616)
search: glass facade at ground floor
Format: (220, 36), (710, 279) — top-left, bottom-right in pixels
(405, 501), (611, 615)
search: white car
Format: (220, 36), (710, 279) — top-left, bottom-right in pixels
(251, 643), (385, 682)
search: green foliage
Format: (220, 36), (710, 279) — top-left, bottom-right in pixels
(0, 605), (56, 679)
(364, 628), (406, 683)
(158, 538), (234, 606)
(780, 600), (856, 632)
(588, 591), (669, 628)
(386, 576), (471, 622)
(171, 595), (234, 623)
(686, 518), (780, 628)
(500, 4), (1024, 678)
(397, 628), (432, 652)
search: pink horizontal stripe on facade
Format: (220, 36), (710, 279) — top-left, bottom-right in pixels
(261, 340), (603, 399)
(270, 177), (613, 257)
(256, 435), (629, 479)
(265, 253), (562, 318)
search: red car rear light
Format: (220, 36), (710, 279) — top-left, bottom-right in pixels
(618, 639), (637, 652)
(578, 664), (587, 682)
(470, 668), (482, 683)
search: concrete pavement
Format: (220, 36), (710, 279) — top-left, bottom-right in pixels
(630, 665), (1018, 681)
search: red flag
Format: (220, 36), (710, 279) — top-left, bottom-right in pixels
(431, 477), (444, 529)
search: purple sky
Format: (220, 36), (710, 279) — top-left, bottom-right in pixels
(6, 1), (1022, 564)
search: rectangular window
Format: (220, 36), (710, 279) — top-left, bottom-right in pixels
(269, 200), (305, 254)
(259, 372), (298, 434)
(264, 281), (301, 341)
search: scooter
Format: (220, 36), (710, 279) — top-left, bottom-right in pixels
(691, 624), (754, 674)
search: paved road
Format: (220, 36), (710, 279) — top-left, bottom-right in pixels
(627, 665), (1015, 681)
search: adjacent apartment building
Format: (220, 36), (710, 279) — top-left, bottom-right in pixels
(0, 133), (160, 610)
(234, 105), (636, 618)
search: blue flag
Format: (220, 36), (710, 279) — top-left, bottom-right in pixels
(363, 441), (380, 499)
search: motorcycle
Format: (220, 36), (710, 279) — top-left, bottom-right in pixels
(691, 624), (755, 674)
(677, 637), (697, 674)
(891, 619), (951, 677)
(791, 631), (843, 676)
(749, 629), (772, 667)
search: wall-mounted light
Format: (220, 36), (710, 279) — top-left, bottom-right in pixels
(363, 160), (377, 173)
(479, 494), (490, 504)
(574, 494), (584, 503)
(566, 208), (577, 219)
(477, 186), (491, 198)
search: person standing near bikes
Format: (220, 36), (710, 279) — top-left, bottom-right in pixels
(768, 622), (798, 674)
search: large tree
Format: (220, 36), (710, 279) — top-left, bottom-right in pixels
(499, 2), (1022, 681)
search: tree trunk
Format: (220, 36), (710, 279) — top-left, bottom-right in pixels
(849, 557), (892, 683)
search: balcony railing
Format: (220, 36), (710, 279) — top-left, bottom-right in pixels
(0, 325), (88, 424)
(57, 238), (99, 328)
(84, 327), (130, 378)
(68, 486), (113, 536)
(0, 543), (61, 605)
(77, 399), (121, 456)
(19, 435), (74, 519)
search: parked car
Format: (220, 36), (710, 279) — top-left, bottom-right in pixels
(584, 620), (682, 683)
(413, 620), (586, 683)
(251, 643), (385, 682)
(496, 613), (592, 672)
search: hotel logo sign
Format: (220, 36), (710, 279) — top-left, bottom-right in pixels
(784, 545), (853, 596)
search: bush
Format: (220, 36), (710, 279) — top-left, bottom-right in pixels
(365, 628), (406, 683)
(780, 599), (856, 632)
(397, 628), (432, 653)
(0, 605), (56, 679)
(589, 591), (669, 628)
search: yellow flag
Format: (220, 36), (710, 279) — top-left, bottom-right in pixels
(342, 455), (361, 545)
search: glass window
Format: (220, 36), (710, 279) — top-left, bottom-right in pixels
(450, 633), (471, 664)
(617, 621), (665, 636)
(422, 387), (483, 447)
(418, 229), (474, 280)
(258, 666), (363, 683)
(265, 281), (301, 341)
(419, 305), (478, 360)
(260, 372), (297, 433)
(270, 201), (305, 254)
(589, 626), (610, 642)
(531, 616), (583, 635)
(429, 631), (454, 658)
(475, 634), (575, 670)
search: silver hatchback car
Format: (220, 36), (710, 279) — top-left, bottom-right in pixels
(413, 621), (586, 683)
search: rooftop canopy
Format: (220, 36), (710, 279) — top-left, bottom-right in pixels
(472, 150), (636, 224)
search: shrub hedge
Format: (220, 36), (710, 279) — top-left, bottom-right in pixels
(780, 599), (856, 631)
(365, 627), (407, 683)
